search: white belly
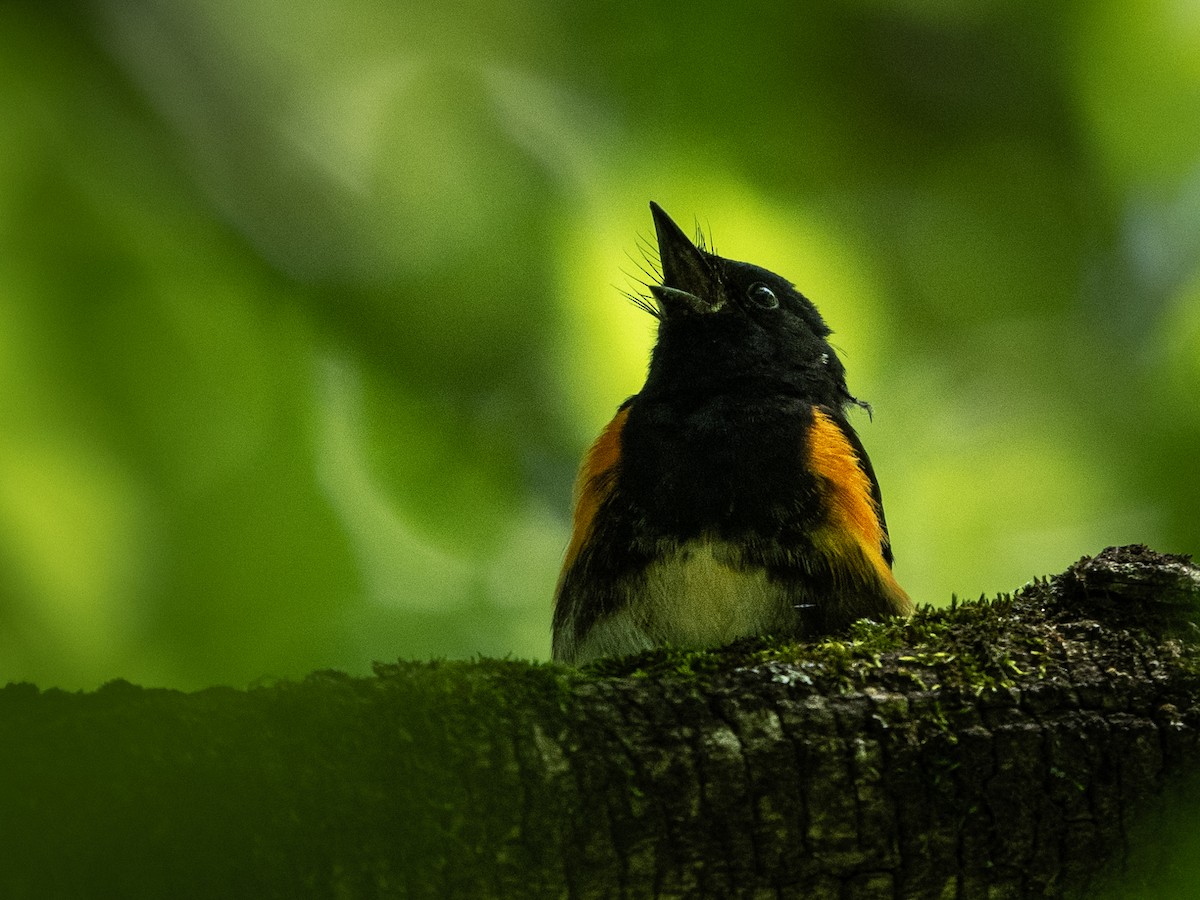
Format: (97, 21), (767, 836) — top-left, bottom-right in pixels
(570, 539), (793, 664)
(642, 540), (789, 645)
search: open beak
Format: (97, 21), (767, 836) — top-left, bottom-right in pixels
(648, 202), (722, 316)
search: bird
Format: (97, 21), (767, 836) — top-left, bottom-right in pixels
(552, 201), (912, 665)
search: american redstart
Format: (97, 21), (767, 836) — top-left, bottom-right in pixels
(553, 202), (912, 665)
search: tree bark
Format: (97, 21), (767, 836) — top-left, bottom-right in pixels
(1, 545), (1198, 899)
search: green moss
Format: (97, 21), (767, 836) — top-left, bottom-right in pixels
(575, 583), (1083, 697)
(558, 552), (1200, 721)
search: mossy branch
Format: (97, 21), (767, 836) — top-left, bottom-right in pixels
(1, 545), (1198, 899)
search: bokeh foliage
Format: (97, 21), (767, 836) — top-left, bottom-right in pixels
(1, 0), (1197, 692)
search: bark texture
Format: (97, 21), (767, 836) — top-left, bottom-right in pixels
(1, 545), (1198, 899)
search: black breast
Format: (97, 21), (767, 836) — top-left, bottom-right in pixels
(617, 391), (824, 542)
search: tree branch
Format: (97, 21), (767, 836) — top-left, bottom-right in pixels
(1, 545), (1198, 898)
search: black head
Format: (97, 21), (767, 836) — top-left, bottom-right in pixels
(642, 201), (860, 411)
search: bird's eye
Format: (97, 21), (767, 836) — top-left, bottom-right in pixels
(747, 282), (779, 309)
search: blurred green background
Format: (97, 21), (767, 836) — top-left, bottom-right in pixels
(2, 0), (1198, 693)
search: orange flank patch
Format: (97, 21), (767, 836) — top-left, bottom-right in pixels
(806, 408), (885, 552)
(558, 407), (629, 586)
(806, 408), (911, 611)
